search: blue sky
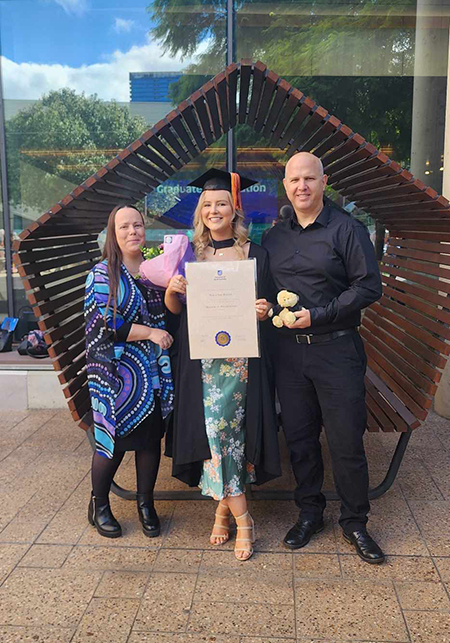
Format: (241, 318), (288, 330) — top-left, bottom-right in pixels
(0, 0), (209, 100)
(1, 0), (150, 67)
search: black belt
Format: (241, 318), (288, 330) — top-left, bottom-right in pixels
(295, 328), (357, 345)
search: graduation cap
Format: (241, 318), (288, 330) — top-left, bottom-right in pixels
(189, 168), (257, 210)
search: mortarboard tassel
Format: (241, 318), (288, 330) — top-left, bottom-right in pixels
(230, 172), (243, 211)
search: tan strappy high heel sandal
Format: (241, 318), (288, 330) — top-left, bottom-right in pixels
(234, 511), (255, 561)
(210, 501), (231, 545)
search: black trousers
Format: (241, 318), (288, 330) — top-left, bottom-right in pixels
(275, 330), (370, 533)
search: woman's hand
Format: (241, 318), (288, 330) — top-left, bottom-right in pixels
(167, 275), (187, 296)
(255, 298), (272, 321)
(148, 328), (173, 350)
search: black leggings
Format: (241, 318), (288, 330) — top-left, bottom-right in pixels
(91, 441), (161, 498)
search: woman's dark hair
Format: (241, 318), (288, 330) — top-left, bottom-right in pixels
(101, 203), (144, 323)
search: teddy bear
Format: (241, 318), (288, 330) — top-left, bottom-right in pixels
(268, 290), (303, 328)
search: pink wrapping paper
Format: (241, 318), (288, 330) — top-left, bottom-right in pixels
(139, 234), (194, 289)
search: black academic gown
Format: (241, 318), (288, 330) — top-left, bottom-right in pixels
(166, 242), (281, 487)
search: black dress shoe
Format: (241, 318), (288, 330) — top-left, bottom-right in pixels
(283, 518), (324, 550)
(88, 494), (122, 538)
(343, 529), (385, 564)
(137, 493), (160, 538)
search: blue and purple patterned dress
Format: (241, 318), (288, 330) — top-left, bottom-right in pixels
(84, 260), (174, 459)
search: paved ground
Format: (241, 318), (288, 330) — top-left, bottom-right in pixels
(0, 408), (449, 642)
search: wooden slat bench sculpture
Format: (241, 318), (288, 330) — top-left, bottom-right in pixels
(12, 60), (450, 500)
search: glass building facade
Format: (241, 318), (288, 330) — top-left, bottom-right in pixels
(0, 0), (448, 319)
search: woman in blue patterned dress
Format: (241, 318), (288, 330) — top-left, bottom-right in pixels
(85, 204), (174, 539)
(165, 170), (280, 560)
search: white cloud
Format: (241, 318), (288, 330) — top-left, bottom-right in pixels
(53, 0), (89, 15)
(1, 37), (210, 102)
(113, 18), (135, 34)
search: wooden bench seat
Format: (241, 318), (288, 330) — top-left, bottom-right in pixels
(12, 60), (450, 501)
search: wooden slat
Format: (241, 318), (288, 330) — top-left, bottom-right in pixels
(365, 387), (396, 432)
(366, 378), (407, 432)
(159, 122), (192, 163)
(46, 314), (84, 345)
(287, 105), (328, 155)
(167, 111), (198, 158)
(63, 370), (87, 399)
(13, 234), (97, 252)
(67, 383), (90, 414)
(33, 287), (85, 317)
(381, 257), (450, 289)
(321, 133), (364, 167)
(390, 231), (450, 243)
(362, 319), (439, 392)
(147, 133), (183, 169)
(254, 70), (279, 133)
(15, 250), (99, 279)
(385, 244), (450, 266)
(179, 100), (207, 151)
(383, 285), (450, 336)
(365, 347), (429, 420)
(39, 299), (84, 332)
(214, 71), (229, 132)
(22, 261), (97, 291)
(364, 306), (447, 369)
(28, 274), (87, 306)
(261, 79), (290, 138)
(58, 355), (86, 385)
(191, 89), (214, 145)
(270, 89), (303, 146)
(203, 81), (222, 140)
(365, 368), (422, 429)
(15, 241), (98, 265)
(314, 124), (352, 158)
(48, 326), (85, 360)
(301, 115), (340, 154)
(278, 97), (314, 149)
(238, 60), (252, 123)
(247, 61), (266, 126)
(382, 275), (450, 315)
(53, 338), (85, 371)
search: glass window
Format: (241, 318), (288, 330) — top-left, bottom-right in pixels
(0, 0), (226, 307)
(234, 0), (448, 231)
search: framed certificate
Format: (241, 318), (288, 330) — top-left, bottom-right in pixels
(185, 259), (260, 359)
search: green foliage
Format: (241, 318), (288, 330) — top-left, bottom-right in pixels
(149, 0), (415, 167)
(6, 88), (147, 208)
(140, 244), (164, 259)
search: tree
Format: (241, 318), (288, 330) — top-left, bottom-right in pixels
(6, 89), (147, 212)
(149, 0), (415, 167)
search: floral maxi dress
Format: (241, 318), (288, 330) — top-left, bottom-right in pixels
(199, 357), (256, 500)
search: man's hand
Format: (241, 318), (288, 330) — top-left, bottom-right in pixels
(285, 308), (311, 329)
(255, 298), (273, 321)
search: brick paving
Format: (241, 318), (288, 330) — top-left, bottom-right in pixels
(0, 408), (448, 642)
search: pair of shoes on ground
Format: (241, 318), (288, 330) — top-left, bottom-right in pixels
(283, 516), (385, 564)
(210, 501), (255, 561)
(88, 493), (160, 539)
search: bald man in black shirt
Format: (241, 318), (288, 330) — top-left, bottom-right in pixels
(263, 152), (384, 564)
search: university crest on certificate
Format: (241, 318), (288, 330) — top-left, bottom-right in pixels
(185, 259), (260, 359)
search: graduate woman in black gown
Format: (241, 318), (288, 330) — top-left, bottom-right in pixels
(165, 169), (281, 561)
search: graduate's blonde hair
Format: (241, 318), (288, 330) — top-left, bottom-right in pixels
(192, 190), (248, 259)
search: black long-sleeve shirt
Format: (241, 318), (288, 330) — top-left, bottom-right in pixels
(262, 205), (382, 335)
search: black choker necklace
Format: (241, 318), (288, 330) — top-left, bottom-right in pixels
(210, 238), (235, 254)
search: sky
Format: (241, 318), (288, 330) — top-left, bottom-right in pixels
(0, 0), (209, 101)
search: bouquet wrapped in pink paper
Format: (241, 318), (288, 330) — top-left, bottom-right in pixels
(139, 234), (194, 290)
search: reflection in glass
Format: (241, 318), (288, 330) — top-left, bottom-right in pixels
(235, 0), (448, 200)
(0, 0), (226, 304)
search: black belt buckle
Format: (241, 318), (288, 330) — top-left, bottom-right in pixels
(296, 333), (313, 345)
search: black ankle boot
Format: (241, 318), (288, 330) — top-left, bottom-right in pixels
(88, 494), (122, 538)
(137, 493), (160, 538)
